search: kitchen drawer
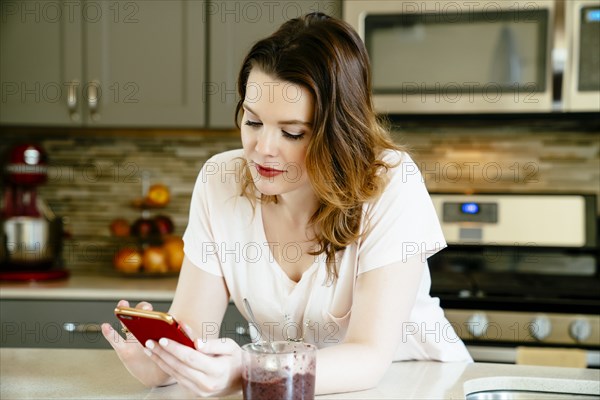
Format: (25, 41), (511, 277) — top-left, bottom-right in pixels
(220, 303), (251, 347)
(0, 300), (250, 349)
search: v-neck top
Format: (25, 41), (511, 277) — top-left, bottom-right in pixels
(255, 200), (321, 288)
(183, 149), (472, 362)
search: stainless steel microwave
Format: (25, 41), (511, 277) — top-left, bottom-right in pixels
(343, 1), (556, 114)
(563, 0), (600, 112)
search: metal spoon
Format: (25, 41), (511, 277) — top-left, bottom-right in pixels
(243, 298), (276, 354)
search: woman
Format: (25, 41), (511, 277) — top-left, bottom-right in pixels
(102, 12), (471, 397)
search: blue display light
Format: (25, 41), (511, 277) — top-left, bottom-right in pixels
(587, 9), (600, 22)
(461, 202), (480, 214)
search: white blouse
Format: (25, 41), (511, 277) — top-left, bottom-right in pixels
(183, 149), (472, 362)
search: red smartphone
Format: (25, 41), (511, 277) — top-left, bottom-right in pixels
(114, 306), (195, 348)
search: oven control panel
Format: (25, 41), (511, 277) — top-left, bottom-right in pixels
(445, 309), (600, 346)
(431, 194), (589, 247)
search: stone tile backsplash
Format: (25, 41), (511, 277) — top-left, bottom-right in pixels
(0, 123), (598, 272)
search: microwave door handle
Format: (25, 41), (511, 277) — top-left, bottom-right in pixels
(492, 26), (522, 85)
(505, 27), (522, 83)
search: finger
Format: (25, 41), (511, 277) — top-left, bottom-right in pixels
(115, 300), (132, 337)
(101, 323), (120, 349)
(153, 337), (222, 377)
(117, 299), (129, 307)
(175, 375), (207, 398)
(147, 349), (206, 396)
(117, 299), (130, 308)
(158, 337), (206, 366)
(197, 337), (239, 356)
(135, 301), (153, 311)
(102, 323), (133, 351)
(149, 340), (211, 388)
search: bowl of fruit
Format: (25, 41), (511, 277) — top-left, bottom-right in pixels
(109, 182), (184, 277)
(131, 183), (171, 209)
(113, 235), (184, 277)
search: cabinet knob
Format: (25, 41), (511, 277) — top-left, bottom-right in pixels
(466, 312), (488, 338)
(63, 323), (102, 333)
(570, 318), (592, 342)
(529, 315), (552, 341)
(235, 326), (248, 336)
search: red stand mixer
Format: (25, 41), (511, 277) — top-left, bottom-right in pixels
(1, 144), (68, 280)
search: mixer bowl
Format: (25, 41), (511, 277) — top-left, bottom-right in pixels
(2, 216), (62, 267)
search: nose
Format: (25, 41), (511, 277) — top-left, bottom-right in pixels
(255, 129), (278, 157)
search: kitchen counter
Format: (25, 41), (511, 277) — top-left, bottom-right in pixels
(1, 348), (599, 399)
(0, 273), (178, 301)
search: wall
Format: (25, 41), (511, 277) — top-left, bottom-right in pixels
(0, 128), (242, 273)
(0, 120), (598, 273)
(390, 117), (599, 195)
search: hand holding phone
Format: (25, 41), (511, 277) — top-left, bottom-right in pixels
(114, 306), (195, 348)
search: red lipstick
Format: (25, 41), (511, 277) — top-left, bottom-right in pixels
(255, 163), (285, 178)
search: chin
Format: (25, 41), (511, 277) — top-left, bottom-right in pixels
(254, 182), (284, 197)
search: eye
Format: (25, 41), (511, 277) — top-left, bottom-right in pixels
(244, 120), (262, 128)
(282, 130), (305, 141)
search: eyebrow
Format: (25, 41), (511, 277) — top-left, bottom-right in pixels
(242, 103), (313, 127)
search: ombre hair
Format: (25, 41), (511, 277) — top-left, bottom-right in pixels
(235, 12), (406, 281)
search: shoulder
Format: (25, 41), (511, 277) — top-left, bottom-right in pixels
(197, 149), (245, 184)
(377, 149), (425, 195)
(362, 149), (432, 221)
(202, 149), (245, 178)
(193, 149), (246, 202)
(380, 149), (419, 178)
(207, 148), (245, 163)
(356, 150), (446, 268)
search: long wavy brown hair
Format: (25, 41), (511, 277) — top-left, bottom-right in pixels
(235, 12), (406, 281)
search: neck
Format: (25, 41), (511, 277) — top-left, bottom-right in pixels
(272, 187), (319, 228)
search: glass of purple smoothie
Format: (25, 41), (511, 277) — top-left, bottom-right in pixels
(241, 341), (316, 400)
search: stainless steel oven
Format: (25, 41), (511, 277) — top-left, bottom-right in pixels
(428, 193), (599, 367)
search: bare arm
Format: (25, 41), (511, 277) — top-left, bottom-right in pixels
(168, 255), (230, 343)
(315, 256), (426, 394)
(103, 256), (229, 388)
(140, 256), (243, 396)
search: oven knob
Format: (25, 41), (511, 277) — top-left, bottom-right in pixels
(529, 316), (552, 341)
(466, 312), (488, 338)
(569, 318), (591, 342)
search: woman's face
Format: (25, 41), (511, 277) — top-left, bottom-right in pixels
(241, 68), (315, 197)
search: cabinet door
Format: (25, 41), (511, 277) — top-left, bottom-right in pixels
(0, 299), (249, 349)
(207, 1), (341, 128)
(0, 0), (83, 125)
(219, 303), (251, 346)
(0, 299), (169, 349)
(84, 1), (206, 127)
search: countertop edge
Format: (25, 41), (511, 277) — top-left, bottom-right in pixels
(463, 375), (600, 397)
(0, 288), (175, 301)
(2, 348), (600, 400)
